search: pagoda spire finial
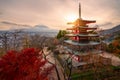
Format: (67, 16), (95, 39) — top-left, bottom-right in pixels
(79, 3), (81, 19)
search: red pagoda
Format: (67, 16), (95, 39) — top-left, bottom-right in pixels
(64, 3), (100, 53)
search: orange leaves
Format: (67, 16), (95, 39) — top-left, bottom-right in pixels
(109, 40), (120, 54)
(112, 40), (119, 47)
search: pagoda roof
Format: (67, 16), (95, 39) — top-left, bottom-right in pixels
(67, 27), (97, 30)
(67, 3), (96, 26)
(66, 34), (99, 37)
(67, 18), (96, 26)
(76, 19), (96, 24)
(64, 40), (100, 46)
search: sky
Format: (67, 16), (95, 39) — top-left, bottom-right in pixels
(0, 0), (120, 30)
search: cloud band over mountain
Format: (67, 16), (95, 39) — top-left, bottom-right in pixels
(0, 21), (58, 32)
(0, 0), (120, 30)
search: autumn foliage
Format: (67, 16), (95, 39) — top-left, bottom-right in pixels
(0, 48), (53, 80)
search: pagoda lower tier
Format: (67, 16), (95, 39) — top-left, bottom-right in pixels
(65, 33), (99, 43)
(64, 40), (100, 46)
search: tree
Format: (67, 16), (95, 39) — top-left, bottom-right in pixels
(11, 30), (24, 50)
(56, 30), (67, 39)
(107, 37), (120, 54)
(0, 30), (25, 53)
(0, 48), (53, 80)
(29, 34), (48, 49)
(0, 32), (10, 52)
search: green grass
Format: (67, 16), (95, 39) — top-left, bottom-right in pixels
(71, 71), (94, 80)
(110, 65), (120, 70)
(71, 65), (120, 80)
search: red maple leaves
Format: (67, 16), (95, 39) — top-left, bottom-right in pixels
(0, 48), (53, 80)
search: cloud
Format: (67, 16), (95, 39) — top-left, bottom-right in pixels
(0, 0), (120, 30)
(0, 12), (2, 15)
(0, 21), (31, 30)
(0, 21), (58, 32)
(98, 22), (113, 27)
(25, 25), (58, 32)
(97, 22), (115, 29)
(1, 21), (31, 27)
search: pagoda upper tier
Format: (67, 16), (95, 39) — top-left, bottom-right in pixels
(67, 3), (96, 27)
(67, 18), (96, 26)
(64, 3), (100, 46)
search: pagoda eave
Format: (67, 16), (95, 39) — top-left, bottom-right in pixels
(67, 19), (96, 25)
(66, 27), (97, 30)
(81, 20), (96, 24)
(64, 40), (100, 46)
(66, 34), (99, 37)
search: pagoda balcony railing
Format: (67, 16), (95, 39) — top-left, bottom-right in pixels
(65, 34), (99, 37)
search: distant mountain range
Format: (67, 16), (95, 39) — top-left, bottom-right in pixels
(22, 25), (58, 32)
(0, 21), (58, 37)
(100, 25), (120, 43)
(100, 25), (120, 35)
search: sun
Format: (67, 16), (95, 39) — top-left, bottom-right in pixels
(65, 14), (78, 22)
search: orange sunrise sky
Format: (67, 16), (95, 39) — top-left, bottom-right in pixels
(0, 0), (120, 30)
